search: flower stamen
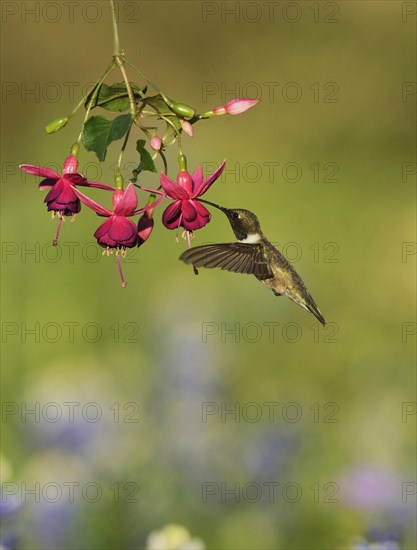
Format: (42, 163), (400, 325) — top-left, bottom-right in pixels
(53, 216), (63, 246)
(175, 214), (184, 243)
(117, 254), (127, 288)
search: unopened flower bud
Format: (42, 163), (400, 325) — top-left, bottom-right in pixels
(160, 93), (196, 118)
(181, 120), (194, 137)
(210, 98), (260, 116)
(45, 116), (68, 134)
(150, 136), (162, 151)
(137, 210), (154, 247)
(170, 102), (196, 118)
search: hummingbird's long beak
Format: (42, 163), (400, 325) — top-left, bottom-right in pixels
(198, 198), (228, 212)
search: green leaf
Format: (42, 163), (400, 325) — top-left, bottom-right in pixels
(135, 139), (157, 174)
(143, 94), (182, 132)
(85, 82), (147, 112)
(143, 94), (173, 115)
(82, 114), (132, 162)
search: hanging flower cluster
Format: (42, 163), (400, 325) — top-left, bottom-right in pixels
(19, 3), (259, 287)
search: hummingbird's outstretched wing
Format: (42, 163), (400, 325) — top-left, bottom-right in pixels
(179, 243), (274, 280)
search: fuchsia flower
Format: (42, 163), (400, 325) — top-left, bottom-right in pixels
(72, 183), (163, 286)
(212, 98), (260, 116)
(73, 183), (162, 249)
(160, 161), (226, 233)
(19, 155), (114, 244)
(20, 155), (114, 215)
(137, 209), (154, 247)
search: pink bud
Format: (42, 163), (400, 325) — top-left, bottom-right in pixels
(212, 98), (260, 116)
(181, 120), (194, 137)
(137, 211), (154, 247)
(150, 136), (162, 151)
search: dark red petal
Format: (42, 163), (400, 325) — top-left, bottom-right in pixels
(138, 185), (164, 196)
(114, 183), (138, 215)
(160, 173), (189, 199)
(44, 179), (65, 203)
(94, 219), (117, 247)
(38, 178), (56, 190)
(137, 215), (154, 246)
(182, 200), (211, 231)
(162, 201), (182, 229)
(193, 200), (211, 219)
(20, 164), (59, 179)
(94, 218), (113, 239)
(108, 216), (138, 246)
(193, 159), (226, 197)
(53, 184), (79, 208)
(191, 165), (203, 193)
(80, 180), (116, 191)
(72, 186), (112, 216)
(132, 194), (165, 216)
(64, 173), (88, 186)
(44, 179), (80, 214)
(181, 200), (197, 222)
(47, 199), (80, 216)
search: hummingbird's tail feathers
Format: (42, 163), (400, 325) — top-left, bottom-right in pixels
(287, 289), (326, 326)
(304, 292), (326, 326)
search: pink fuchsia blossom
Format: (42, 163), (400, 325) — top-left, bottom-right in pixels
(20, 155), (114, 215)
(72, 183), (163, 286)
(160, 161), (226, 233)
(212, 98), (260, 116)
(19, 155), (114, 245)
(73, 183), (162, 249)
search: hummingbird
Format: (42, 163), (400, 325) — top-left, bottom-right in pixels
(179, 200), (326, 325)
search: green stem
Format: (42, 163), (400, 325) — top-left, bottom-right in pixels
(159, 150), (168, 175)
(126, 60), (165, 97)
(110, 0), (121, 55)
(159, 114), (179, 135)
(177, 134), (184, 157)
(67, 93), (90, 119)
(76, 61), (116, 144)
(116, 120), (133, 174)
(116, 59), (137, 118)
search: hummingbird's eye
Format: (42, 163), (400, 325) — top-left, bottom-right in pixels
(233, 212), (239, 219)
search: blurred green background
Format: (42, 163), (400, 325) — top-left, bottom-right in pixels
(1, 1), (416, 549)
